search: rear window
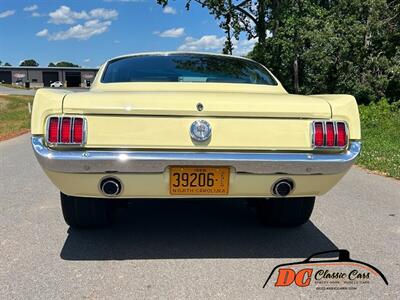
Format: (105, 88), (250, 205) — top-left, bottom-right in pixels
(101, 54), (277, 85)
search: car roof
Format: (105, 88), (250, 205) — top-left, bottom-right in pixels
(106, 51), (258, 64)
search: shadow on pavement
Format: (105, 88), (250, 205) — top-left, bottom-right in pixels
(60, 199), (337, 260)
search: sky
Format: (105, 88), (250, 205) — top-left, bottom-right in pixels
(0, 0), (256, 67)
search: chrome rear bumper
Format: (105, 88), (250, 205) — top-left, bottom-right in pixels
(32, 136), (361, 175)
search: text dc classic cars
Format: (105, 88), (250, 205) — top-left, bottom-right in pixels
(31, 52), (361, 228)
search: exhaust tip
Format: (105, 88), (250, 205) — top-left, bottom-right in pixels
(99, 177), (122, 197)
(272, 178), (294, 197)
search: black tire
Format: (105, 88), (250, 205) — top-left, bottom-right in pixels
(255, 197), (315, 227)
(60, 192), (112, 228)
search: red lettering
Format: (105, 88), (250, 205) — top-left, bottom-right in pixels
(295, 269), (313, 287)
(274, 268), (313, 287)
(275, 268), (296, 287)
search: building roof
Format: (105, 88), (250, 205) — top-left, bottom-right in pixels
(0, 66), (98, 71)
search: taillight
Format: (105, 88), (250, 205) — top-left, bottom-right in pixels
(336, 122), (347, 147)
(48, 117), (59, 143)
(326, 122), (335, 147)
(313, 122), (324, 147)
(61, 117), (72, 143)
(312, 121), (348, 149)
(73, 118), (83, 144)
(46, 116), (85, 145)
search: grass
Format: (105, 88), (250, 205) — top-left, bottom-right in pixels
(357, 100), (400, 179)
(0, 95), (33, 140)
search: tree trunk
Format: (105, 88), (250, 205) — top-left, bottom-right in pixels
(292, 0), (302, 93)
(223, 26), (233, 54)
(222, 0), (233, 54)
(293, 56), (300, 93)
(271, 0), (282, 35)
(257, 0), (267, 45)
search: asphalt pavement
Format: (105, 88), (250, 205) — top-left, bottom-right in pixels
(0, 85), (36, 96)
(0, 85), (88, 96)
(0, 134), (399, 299)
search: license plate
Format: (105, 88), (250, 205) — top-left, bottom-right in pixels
(169, 166), (230, 195)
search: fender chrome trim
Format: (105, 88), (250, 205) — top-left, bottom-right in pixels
(32, 136), (361, 175)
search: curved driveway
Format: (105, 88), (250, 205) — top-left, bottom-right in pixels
(0, 134), (399, 299)
(0, 85), (88, 96)
(0, 85), (36, 96)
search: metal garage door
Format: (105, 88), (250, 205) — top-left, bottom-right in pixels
(0, 71), (12, 84)
(43, 72), (59, 87)
(65, 72), (81, 87)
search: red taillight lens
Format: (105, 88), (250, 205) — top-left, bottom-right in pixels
(47, 116), (85, 145)
(73, 118), (83, 144)
(314, 122), (324, 147)
(61, 117), (72, 143)
(337, 122), (347, 147)
(48, 117), (59, 143)
(326, 122), (335, 147)
(313, 121), (348, 148)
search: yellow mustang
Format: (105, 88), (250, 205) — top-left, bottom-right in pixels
(31, 52), (361, 228)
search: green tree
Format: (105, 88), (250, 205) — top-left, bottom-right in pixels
(19, 59), (39, 67)
(48, 61), (80, 67)
(248, 0), (400, 103)
(4, 62), (11, 66)
(54, 61), (81, 68)
(157, 0), (270, 53)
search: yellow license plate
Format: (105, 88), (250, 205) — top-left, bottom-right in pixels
(169, 166), (230, 195)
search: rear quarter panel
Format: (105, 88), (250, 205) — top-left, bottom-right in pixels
(31, 88), (71, 135)
(310, 94), (361, 140)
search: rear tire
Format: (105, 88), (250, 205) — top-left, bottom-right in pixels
(255, 197), (315, 227)
(60, 192), (112, 229)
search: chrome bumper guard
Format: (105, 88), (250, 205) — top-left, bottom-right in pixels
(32, 137), (361, 175)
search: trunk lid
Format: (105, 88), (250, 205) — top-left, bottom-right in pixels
(63, 88), (331, 119)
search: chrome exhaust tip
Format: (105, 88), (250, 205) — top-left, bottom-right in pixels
(272, 178), (294, 197)
(99, 176), (122, 197)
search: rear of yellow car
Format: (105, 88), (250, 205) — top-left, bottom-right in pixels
(31, 52), (361, 228)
